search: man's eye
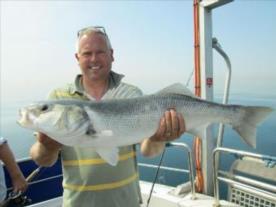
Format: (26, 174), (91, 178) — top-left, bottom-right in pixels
(97, 51), (105, 55)
(81, 52), (92, 57)
(41, 105), (48, 111)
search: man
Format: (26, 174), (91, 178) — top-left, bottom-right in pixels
(30, 26), (185, 207)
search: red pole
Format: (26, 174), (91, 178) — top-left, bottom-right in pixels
(193, 0), (204, 193)
(194, 0), (201, 97)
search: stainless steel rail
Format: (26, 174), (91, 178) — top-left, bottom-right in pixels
(212, 37), (232, 149)
(138, 142), (196, 199)
(213, 147), (276, 206)
(138, 163), (189, 174)
(218, 170), (276, 193)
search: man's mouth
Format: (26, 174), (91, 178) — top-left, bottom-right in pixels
(89, 65), (101, 70)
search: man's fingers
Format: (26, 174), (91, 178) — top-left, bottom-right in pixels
(177, 113), (186, 137)
(37, 132), (62, 149)
(158, 117), (166, 137)
(151, 116), (166, 141)
(151, 110), (185, 142)
(170, 109), (179, 138)
(165, 110), (172, 137)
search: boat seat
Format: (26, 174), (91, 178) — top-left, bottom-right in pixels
(227, 156), (276, 207)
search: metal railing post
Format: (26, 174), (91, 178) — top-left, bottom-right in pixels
(166, 142), (196, 199)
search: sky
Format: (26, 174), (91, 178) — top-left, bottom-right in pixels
(1, 0), (276, 104)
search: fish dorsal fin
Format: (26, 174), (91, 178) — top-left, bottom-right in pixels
(156, 83), (195, 97)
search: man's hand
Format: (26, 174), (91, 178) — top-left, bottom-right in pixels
(36, 132), (62, 150)
(30, 133), (62, 166)
(150, 108), (185, 142)
(10, 172), (28, 194)
(140, 109), (185, 157)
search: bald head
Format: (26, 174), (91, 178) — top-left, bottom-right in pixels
(76, 28), (112, 53)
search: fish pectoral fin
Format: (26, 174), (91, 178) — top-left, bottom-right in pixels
(84, 106), (98, 122)
(96, 147), (119, 166)
(84, 107), (113, 137)
(157, 83), (196, 97)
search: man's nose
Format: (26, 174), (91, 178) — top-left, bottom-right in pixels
(90, 53), (98, 62)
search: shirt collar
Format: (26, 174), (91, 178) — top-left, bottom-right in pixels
(69, 70), (125, 95)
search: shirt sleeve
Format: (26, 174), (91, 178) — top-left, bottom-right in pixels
(126, 87), (143, 98)
(47, 89), (59, 100)
(116, 83), (143, 99)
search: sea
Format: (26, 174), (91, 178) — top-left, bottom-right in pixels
(1, 94), (276, 199)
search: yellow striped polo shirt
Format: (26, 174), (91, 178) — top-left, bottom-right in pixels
(48, 71), (143, 207)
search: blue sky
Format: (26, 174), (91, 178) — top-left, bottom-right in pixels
(1, 0), (275, 103)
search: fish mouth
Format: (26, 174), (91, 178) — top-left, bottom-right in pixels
(17, 109), (36, 128)
(17, 109), (27, 126)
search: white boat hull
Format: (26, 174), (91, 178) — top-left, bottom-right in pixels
(26, 181), (237, 207)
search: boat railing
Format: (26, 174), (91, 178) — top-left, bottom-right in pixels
(212, 37), (232, 150)
(138, 142), (196, 199)
(4, 158), (64, 205)
(213, 147), (276, 207)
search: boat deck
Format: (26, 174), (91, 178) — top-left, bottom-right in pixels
(26, 181), (237, 207)
(140, 181), (237, 207)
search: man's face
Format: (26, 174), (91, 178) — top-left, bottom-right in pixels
(75, 33), (114, 82)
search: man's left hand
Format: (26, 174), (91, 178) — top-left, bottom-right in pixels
(150, 108), (185, 142)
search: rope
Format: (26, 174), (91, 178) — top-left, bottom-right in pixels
(146, 148), (166, 207)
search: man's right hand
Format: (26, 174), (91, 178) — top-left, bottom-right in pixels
(36, 132), (62, 150)
(30, 133), (62, 167)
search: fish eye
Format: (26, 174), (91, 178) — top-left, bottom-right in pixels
(41, 104), (49, 112)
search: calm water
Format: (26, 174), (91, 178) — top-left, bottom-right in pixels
(1, 95), (276, 198)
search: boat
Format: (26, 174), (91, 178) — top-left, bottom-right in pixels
(1, 0), (276, 206)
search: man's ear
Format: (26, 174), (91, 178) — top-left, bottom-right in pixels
(75, 53), (79, 62)
(110, 49), (114, 62)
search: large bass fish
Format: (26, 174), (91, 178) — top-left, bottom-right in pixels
(18, 84), (273, 165)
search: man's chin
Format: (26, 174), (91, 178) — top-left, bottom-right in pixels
(87, 73), (105, 81)
(88, 70), (109, 78)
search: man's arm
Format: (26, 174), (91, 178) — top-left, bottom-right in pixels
(0, 143), (28, 193)
(140, 109), (185, 157)
(30, 133), (62, 167)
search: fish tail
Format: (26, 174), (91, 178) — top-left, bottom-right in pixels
(233, 106), (273, 148)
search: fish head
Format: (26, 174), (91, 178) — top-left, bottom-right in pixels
(17, 102), (90, 137)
